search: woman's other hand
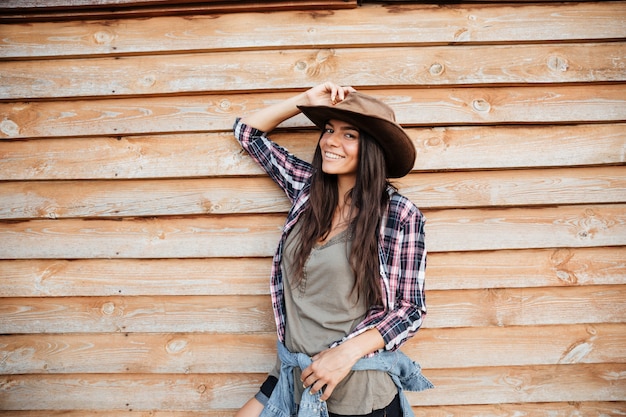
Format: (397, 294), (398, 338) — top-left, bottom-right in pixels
(300, 343), (356, 401)
(300, 328), (385, 401)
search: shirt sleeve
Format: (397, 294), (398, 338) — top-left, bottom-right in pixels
(347, 196), (427, 353)
(374, 205), (427, 351)
(233, 117), (314, 203)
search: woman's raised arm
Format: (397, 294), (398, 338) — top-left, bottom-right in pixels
(240, 82), (355, 132)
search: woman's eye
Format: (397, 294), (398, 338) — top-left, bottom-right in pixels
(324, 128), (334, 134)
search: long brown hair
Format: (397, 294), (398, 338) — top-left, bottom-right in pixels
(291, 130), (391, 307)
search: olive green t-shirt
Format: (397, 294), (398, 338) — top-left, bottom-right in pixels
(278, 222), (397, 414)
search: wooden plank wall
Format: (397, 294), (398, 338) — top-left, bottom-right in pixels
(1, 1), (626, 415)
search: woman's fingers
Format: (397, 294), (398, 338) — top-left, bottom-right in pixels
(307, 82), (355, 106)
(329, 83), (355, 104)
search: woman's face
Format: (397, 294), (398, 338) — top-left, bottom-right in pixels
(319, 119), (360, 178)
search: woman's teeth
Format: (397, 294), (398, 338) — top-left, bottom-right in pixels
(325, 152), (343, 159)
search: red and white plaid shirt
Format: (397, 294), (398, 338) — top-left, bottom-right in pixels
(234, 118), (427, 353)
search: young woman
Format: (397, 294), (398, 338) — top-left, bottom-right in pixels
(233, 82), (431, 417)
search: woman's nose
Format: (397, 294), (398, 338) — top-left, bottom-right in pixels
(326, 131), (340, 146)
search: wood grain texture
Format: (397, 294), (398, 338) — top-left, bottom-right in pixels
(0, 364), (623, 409)
(0, 258), (272, 297)
(1, 285), (623, 333)
(0, 402), (623, 417)
(0, 295), (275, 334)
(1, 324), (623, 374)
(1, 166), (624, 219)
(0, 402), (624, 416)
(1, 123), (624, 180)
(1, 2), (624, 58)
(1, 205), (625, 258)
(0, 1), (358, 22)
(1, 247), (623, 297)
(1, 1), (624, 414)
(409, 363), (626, 406)
(2, 85), (626, 139)
(426, 204), (626, 253)
(3, 43), (625, 99)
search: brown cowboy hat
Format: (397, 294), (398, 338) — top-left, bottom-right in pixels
(297, 91), (415, 178)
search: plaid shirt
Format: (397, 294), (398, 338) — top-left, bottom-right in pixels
(234, 118), (427, 352)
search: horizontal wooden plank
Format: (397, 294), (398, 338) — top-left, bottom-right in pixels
(0, 1), (358, 22)
(426, 247), (626, 290)
(0, 177), (291, 219)
(0, 295), (275, 334)
(1, 324), (623, 374)
(0, 0), (354, 8)
(409, 363), (626, 406)
(2, 86), (626, 139)
(0, 364), (623, 409)
(425, 285), (626, 329)
(0, 372), (264, 410)
(0, 402), (623, 417)
(1, 285), (623, 333)
(1, 247), (623, 297)
(0, 126), (621, 182)
(0, 332), (279, 374)
(427, 204), (626, 253)
(413, 403), (626, 417)
(404, 323), (626, 369)
(0, 258), (272, 297)
(1, 124), (623, 180)
(1, 166), (623, 219)
(0, 214), (286, 259)
(404, 166), (626, 209)
(411, 123), (626, 172)
(1, 205), (624, 259)
(1, 2), (624, 58)
(3, 43), (625, 100)
(0, 0), (224, 7)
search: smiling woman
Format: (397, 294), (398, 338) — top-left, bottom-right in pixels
(232, 82), (431, 417)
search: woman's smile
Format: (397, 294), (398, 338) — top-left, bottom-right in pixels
(324, 151), (345, 160)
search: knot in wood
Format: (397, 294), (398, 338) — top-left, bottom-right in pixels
(424, 136), (443, 147)
(472, 99), (491, 113)
(548, 55), (569, 72)
(166, 338), (189, 354)
(0, 119), (20, 137)
(219, 99), (231, 110)
(429, 63), (445, 76)
(101, 301), (116, 315)
(315, 49), (335, 63)
(139, 74), (156, 88)
(93, 30), (115, 45)
(556, 269), (577, 284)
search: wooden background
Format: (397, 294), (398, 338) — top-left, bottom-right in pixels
(1, 0), (625, 415)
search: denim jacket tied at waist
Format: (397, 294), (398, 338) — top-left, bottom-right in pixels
(258, 342), (433, 417)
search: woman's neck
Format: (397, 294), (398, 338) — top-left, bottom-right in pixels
(336, 173), (356, 201)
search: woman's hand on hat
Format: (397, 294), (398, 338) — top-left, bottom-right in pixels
(305, 82), (356, 107)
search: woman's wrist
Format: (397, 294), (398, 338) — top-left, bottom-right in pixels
(341, 328), (385, 361)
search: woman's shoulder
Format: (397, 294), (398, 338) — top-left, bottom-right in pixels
(386, 189), (424, 223)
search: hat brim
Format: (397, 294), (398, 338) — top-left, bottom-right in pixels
(297, 104), (415, 178)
